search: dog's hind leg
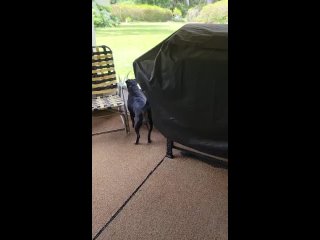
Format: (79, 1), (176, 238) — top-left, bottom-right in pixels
(143, 112), (149, 129)
(147, 109), (153, 143)
(134, 113), (143, 144)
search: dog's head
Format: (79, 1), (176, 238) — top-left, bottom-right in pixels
(125, 79), (140, 93)
(125, 79), (137, 87)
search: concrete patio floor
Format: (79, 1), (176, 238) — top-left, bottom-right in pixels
(92, 115), (228, 239)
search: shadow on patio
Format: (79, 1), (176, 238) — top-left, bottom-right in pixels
(92, 115), (228, 240)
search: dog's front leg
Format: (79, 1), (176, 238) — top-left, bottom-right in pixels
(128, 108), (135, 128)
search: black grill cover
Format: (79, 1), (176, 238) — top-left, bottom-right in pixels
(133, 24), (228, 158)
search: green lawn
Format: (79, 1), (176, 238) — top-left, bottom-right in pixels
(95, 22), (186, 79)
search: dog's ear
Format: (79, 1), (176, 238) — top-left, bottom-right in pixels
(126, 79), (135, 86)
(130, 79), (137, 85)
(125, 80), (130, 86)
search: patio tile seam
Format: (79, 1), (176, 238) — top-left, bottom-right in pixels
(93, 155), (167, 240)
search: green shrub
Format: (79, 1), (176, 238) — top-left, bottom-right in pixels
(93, 8), (104, 27)
(171, 8), (186, 22)
(110, 4), (173, 22)
(176, 2), (189, 17)
(186, 4), (204, 22)
(196, 0), (228, 24)
(93, 4), (120, 28)
(173, 7), (182, 18)
(125, 16), (133, 22)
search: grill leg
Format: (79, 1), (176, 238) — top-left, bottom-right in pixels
(166, 138), (174, 159)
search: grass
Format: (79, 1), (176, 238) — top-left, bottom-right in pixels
(95, 22), (186, 79)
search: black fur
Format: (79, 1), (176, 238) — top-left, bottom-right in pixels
(125, 79), (153, 144)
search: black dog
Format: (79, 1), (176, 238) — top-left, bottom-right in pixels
(125, 79), (153, 144)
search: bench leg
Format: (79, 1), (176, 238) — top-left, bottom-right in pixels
(123, 112), (130, 134)
(120, 113), (130, 134)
